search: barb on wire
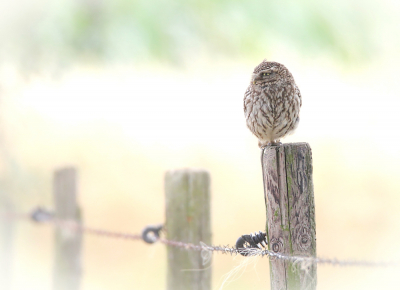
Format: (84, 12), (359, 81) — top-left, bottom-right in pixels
(1, 207), (399, 269)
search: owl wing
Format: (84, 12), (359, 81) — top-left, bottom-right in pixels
(295, 85), (302, 107)
(243, 85), (252, 112)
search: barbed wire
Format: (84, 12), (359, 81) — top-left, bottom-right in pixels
(157, 237), (399, 268)
(1, 208), (399, 269)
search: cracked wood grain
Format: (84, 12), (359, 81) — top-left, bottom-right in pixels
(262, 143), (316, 290)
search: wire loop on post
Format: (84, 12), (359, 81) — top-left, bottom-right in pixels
(236, 231), (268, 256)
(142, 224), (163, 244)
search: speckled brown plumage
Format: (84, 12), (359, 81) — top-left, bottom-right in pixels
(244, 60), (302, 148)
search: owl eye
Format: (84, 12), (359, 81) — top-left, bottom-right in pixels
(263, 73), (271, 76)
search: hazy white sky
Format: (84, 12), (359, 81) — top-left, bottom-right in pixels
(8, 61), (400, 152)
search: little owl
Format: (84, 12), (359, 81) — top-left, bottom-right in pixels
(244, 60), (302, 148)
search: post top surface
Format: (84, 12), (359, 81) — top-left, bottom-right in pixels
(165, 168), (209, 175)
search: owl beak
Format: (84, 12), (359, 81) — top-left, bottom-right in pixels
(253, 75), (261, 85)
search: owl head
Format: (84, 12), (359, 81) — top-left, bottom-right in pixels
(251, 60), (292, 86)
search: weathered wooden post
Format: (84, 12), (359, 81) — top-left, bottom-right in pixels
(0, 198), (15, 290)
(53, 167), (82, 290)
(262, 143), (316, 290)
(165, 169), (211, 290)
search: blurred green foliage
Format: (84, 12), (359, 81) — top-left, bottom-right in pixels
(0, 0), (399, 67)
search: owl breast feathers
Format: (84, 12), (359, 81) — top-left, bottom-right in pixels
(244, 60), (302, 148)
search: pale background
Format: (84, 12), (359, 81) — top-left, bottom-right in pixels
(1, 0), (400, 289)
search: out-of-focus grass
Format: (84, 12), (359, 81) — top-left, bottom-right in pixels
(1, 63), (400, 289)
(1, 0), (400, 68)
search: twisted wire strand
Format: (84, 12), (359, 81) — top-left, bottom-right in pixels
(160, 238), (399, 268)
(1, 210), (399, 268)
(53, 219), (142, 241)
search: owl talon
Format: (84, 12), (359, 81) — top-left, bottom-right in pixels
(268, 141), (282, 146)
(259, 141), (282, 149)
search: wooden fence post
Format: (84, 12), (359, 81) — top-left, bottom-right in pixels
(165, 169), (211, 290)
(262, 143), (317, 290)
(0, 198), (14, 290)
(53, 167), (82, 290)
